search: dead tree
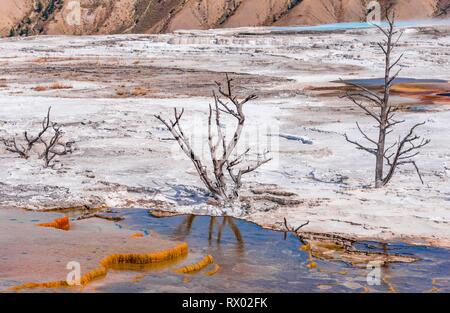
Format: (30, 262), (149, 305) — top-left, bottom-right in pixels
(2, 107), (73, 168)
(155, 75), (272, 202)
(342, 11), (430, 188)
(2, 107), (52, 159)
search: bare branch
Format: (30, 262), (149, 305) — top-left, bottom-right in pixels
(155, 111), (219, 197)
(284, 218), (310, 233)
(382, 122), (431, 186)
(339, 78), (384, 104)
(344, 92), (382, 124)
(24, 106), (52, 151)
(2, 138), (28, 158)
(344, 133), (377, 156)
(355, 122), (377, 145)
(39, 123), (73, 168)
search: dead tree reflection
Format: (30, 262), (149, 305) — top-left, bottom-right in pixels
(175, 215), (245, 258)
(173, 214), (197, 238)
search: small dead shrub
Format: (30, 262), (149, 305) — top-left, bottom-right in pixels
(1, 107), (74, 168)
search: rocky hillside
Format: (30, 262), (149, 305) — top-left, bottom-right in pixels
(2, 0), (450, 36)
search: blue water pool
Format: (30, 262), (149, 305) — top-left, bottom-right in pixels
(86, 209), (450, 293)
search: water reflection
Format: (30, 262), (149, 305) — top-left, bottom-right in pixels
(338, 77), (450, 105)
(339, 78), (448, 86)
(309, 77), (450, 106)
(100, 209), (450, 292)
(174, 215), (245, 259)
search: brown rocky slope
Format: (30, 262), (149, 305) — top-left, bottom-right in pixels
(1, 0), (450, 36)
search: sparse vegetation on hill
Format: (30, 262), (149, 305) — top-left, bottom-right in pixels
(7, 0), (63, 37)
(2, 0), (449, 37)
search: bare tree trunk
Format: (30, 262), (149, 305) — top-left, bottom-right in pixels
(375, 118), (386, 188)
(375, 25), (394, 187)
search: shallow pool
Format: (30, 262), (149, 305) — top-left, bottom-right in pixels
(86, 209), (450, 293)
(340, 78), (448, 87)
